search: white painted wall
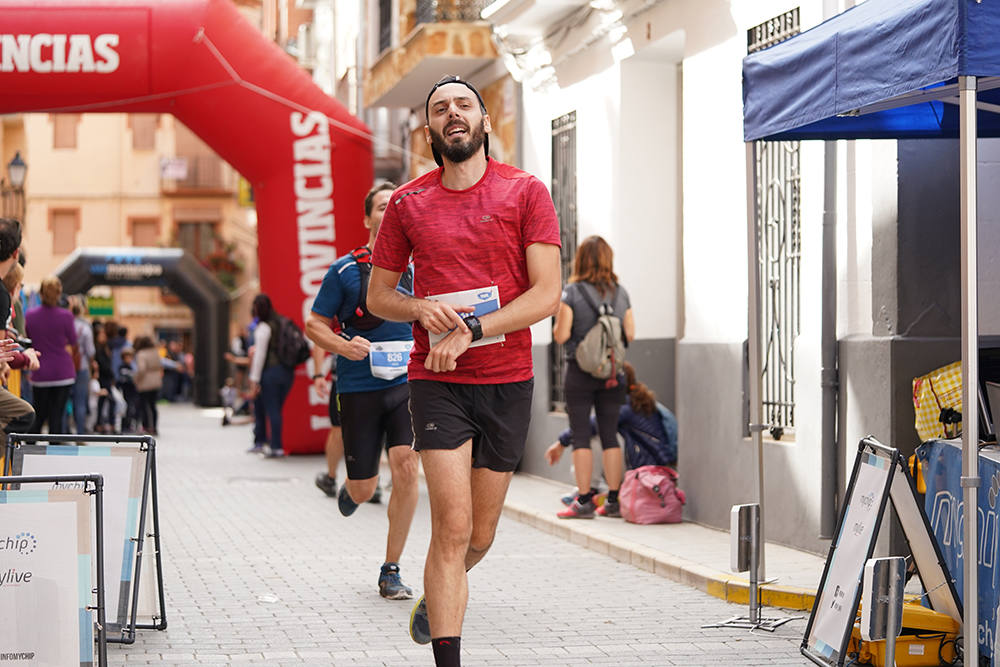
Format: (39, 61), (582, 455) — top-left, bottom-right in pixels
(520, 39), (682, 344)
(522, 65), (624, 345)
(615, 58), (678, 340)
(678, 38), (747, 342)
(838, 140), (879, 337)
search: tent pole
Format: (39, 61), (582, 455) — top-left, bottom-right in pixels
(819, 139), (838, 540)
(818, 0), (845, 543)
(959, 74), (980, 667)
(746, 141), (766, 579)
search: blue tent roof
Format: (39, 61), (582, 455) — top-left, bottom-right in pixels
(742, 0), (1000, 142)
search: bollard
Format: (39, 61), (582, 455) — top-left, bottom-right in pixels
(861, 557), (906, 666)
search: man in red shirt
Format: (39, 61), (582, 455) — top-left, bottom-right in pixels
(368, 76), (561, 667)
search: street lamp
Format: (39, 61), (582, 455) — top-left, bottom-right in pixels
(1, 152), (27, 222)
(7, 152), (26, 189)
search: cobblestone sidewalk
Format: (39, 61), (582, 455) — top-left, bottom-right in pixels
(107, 403), (809, 666)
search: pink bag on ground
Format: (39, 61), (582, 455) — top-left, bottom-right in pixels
(620, 465), (686, 524)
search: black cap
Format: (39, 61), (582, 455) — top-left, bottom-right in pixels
(424, 75), (489, 167)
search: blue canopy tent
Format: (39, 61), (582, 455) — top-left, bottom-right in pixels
(742, 0), (1000, 663)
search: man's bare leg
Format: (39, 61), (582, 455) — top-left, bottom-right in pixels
(325, 426), (343, 476)
(316, 427), (344, 497)
(465, 467), (513, 571)
(385, 445), (419, 563)
(344, 476), (379, 503)
(421, 443), (473, 638)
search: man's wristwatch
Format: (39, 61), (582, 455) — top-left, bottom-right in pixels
(462, 314), (484, 342)
(312, 374), (324, 380)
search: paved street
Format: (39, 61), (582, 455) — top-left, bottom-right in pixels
(108, 402), (810, 666)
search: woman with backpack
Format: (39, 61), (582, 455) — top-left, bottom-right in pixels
(248, 293), (294, 457)
(551, 235), (634, 519)
(547, 361), (678, 471)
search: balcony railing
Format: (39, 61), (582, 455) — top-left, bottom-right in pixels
(416, 0), (491, 22)
(369, 0), (500, 107)
(161, 154), (236, 194)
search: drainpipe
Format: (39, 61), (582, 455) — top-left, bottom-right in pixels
(819, 0), (841, 540)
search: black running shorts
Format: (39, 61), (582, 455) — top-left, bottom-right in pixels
(339, 383), (412, 480)
(327, 378), (341, 427)
(408, 379), (534, 473)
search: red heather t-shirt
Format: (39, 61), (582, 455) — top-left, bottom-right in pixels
(373, 159), (561, 384)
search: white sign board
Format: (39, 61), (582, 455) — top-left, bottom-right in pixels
(804, 448), (894, 665)
(0, 489), (93, 666)
(134, 480), (162, 626)
(17, 448), (141, 630)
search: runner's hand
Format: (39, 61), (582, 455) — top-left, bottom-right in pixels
(341, 336), (371, 361)
(545, 442), (564, 465)
(424, 327), (472, 373)
(313, 375), (330, 400)
(417, 300), (473, 335)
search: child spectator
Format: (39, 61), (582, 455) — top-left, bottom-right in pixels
(87, 360), (106, 433)
(116, 346), (139, 433)
(94, 328), (115, 433)
(220, 377), (237, 426)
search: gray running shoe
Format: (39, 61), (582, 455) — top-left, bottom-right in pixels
(315, 473), (337, 498)
(557, 498), (596, 519)
(338, 485), (359, 517)
(597, 500), (621, 518)
(378, 562), (414, 600)
(409, 595), (431, 644)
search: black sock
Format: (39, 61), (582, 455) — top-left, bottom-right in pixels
(432, 636), (461, 667)
(607, 490), (619, 503)
(577, 492), (593, 505)
(590, 486), (601, 496)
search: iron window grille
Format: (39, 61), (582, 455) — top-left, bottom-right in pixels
(416, 0), (492, 23)
(550, 111), (577, 412)
(748, 9), (801, 440)
(379, 0), (392, 53)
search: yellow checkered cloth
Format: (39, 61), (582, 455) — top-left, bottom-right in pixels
(912, 361), (962, 442)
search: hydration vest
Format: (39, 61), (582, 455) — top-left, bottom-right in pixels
(343, 246), (413, 331)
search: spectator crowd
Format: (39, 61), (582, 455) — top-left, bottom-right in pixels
(0, 217), (197, 441)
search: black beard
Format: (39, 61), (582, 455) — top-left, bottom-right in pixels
(429, 119), (486, 164)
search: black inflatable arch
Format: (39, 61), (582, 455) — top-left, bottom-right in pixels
(55, 247), (229, 406)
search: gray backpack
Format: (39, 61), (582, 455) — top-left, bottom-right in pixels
(574, 284), (626, 381)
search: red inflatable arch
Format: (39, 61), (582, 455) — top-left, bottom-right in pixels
(0, 0), (373, 453)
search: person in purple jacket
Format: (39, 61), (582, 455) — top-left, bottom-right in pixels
(25, 275), (79, 434)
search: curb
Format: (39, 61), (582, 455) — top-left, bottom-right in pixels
(502, 500), (817, 612)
